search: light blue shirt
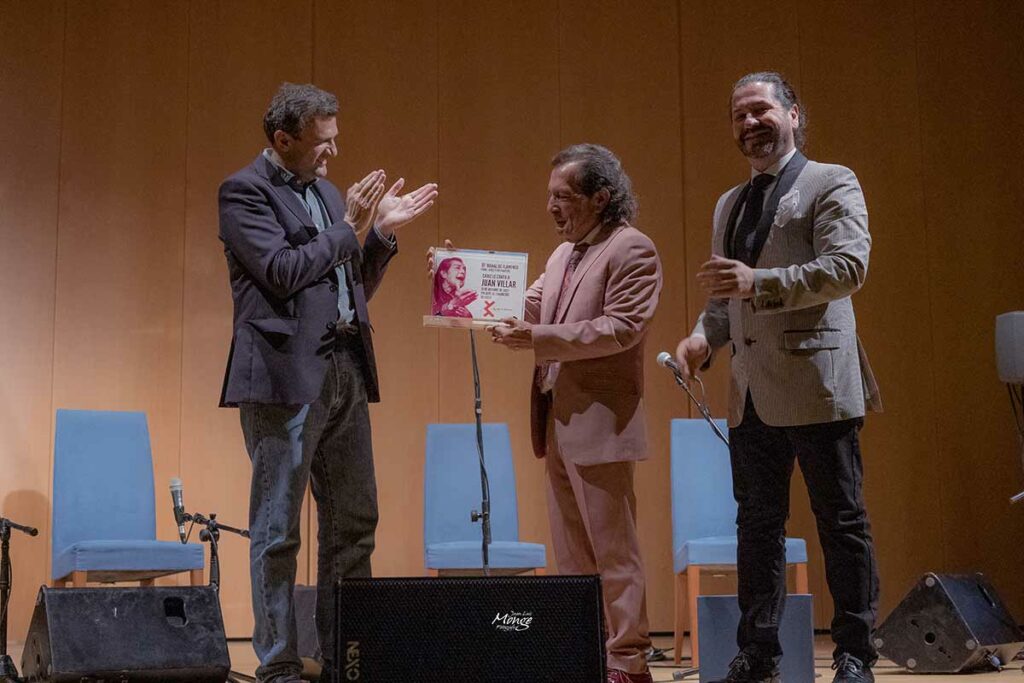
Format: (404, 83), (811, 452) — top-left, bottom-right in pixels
(263, 149), (354, 323)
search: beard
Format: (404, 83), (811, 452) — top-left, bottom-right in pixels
(738, 127), (780, 159)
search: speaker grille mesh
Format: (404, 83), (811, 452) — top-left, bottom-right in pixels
(335, 575), (606, 682)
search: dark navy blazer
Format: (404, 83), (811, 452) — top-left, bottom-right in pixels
(218, 154), (395, 407)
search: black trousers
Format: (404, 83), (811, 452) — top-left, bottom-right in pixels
(731, 393), (879, 664)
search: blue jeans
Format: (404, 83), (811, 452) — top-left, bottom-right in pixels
(239, 339), (377, 682)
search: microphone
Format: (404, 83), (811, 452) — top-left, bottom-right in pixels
(169, 477), (188, 544)
(656, 351), (685, 378)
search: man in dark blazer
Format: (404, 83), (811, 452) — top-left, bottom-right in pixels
(676, 72), (880, 683)
(219, 82), (436, 683)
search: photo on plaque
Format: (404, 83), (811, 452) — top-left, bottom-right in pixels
(425, 248), (529, 328)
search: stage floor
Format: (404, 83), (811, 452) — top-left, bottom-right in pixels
(8, 635), (1022, 681)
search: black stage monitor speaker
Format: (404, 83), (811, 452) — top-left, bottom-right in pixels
(334, 575), (606, 682)
(21, 585), (231, 682)
(874, 572), (1024, 673)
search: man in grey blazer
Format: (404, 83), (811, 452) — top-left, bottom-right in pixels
(676, 72), (881, 683)
(219, 82), (436, 683)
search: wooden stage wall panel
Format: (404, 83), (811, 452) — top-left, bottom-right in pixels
(182, 0), (314, 636)
(798, 0), (948, 623)
(557, 0), (685, 631)
(916, 0), (1024, 606)
(436, 0), (562, 567)
(0, 0), (65, 643)
(311, 0), (442, 581)
(0, 0), (1022, 641)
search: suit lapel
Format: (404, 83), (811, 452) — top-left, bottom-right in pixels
(541, 248), (570, 324)
(554, 224), (623, 323)
(256, 155), (318, 230)
(721, 184), (750, 259)
(314, 179), (346, 227)
(749, 150), (808, 265)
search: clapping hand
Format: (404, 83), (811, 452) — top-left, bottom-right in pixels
(344, 170), (386, 235)
(375, 178), (439, 237)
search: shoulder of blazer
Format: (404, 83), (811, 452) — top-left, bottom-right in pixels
(219, 155), (273, 194)
(606, 224), (657, 256)
(797, 159), (858, 186)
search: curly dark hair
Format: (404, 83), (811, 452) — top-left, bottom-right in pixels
(732, 71), (807, 150)
(262, 83), (339, 143)
(551, 143), (638, 225)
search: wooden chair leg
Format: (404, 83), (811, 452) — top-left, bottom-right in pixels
(795, 562), (809, 594)
(687, 565), (701, 668)
(674, 572), (685, 666)
(72, 571), (87, 587)
(190, 568), (204, 586)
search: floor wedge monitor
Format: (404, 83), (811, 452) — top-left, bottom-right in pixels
(875, 573), (1024, 673)
(21, 585), (230, 682)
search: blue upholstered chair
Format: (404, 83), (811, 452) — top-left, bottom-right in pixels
(424, 423), (545, 574)
(51, 409), (205, 587)
(671, 418), (809, 666)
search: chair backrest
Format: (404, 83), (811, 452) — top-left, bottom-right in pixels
(670, 418), (736, 552)
(424, 423), (521, 547)
(52, 409), (157, 562)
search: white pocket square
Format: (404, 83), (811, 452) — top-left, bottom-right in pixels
(773, 189), (800, 227)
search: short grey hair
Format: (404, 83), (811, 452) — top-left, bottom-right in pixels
(263, 83), (339, 143)
(732, 71), (807, 149)
(551, 143), (638, 225)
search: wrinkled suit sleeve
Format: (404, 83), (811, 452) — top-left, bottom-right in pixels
(219, 177), (363, 300)
(359, 225), (398, 302)
(532, 233), (662, 362)
(751, 166), (870, 313)
(692, 192), (733, 366)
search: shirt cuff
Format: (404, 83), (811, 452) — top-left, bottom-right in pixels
(374, 224), (397, 249)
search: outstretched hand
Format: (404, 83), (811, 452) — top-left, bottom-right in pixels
(490, 318), (534, 351)
(675, 335), (710, 380)
(697, 255), (755, 299)
(375, 178), (439, 236)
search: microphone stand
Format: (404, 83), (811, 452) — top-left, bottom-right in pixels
(1, 516), (37, 683)
(179, 511), (252, 683)
(467, 331), (492, 576)
(669, 372), (730, 448)
(182, 512), (250, 590)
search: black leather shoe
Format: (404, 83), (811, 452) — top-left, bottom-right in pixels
(708, 650), (781, 683)
(832, 653), (874, 682)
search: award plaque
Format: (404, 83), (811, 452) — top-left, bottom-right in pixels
(424, 248), (529, 328)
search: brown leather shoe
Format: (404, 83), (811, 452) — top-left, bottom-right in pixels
(606, 668), (654, 683)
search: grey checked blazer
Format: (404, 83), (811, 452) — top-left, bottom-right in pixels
(694, 152), (882, 427)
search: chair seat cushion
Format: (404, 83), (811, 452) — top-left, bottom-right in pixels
(53, 539), (205, 581)
(674, 535), (807, 573)
(425, 541), (546, 570)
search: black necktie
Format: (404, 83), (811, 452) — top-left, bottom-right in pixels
(733, 173), (775, 266)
